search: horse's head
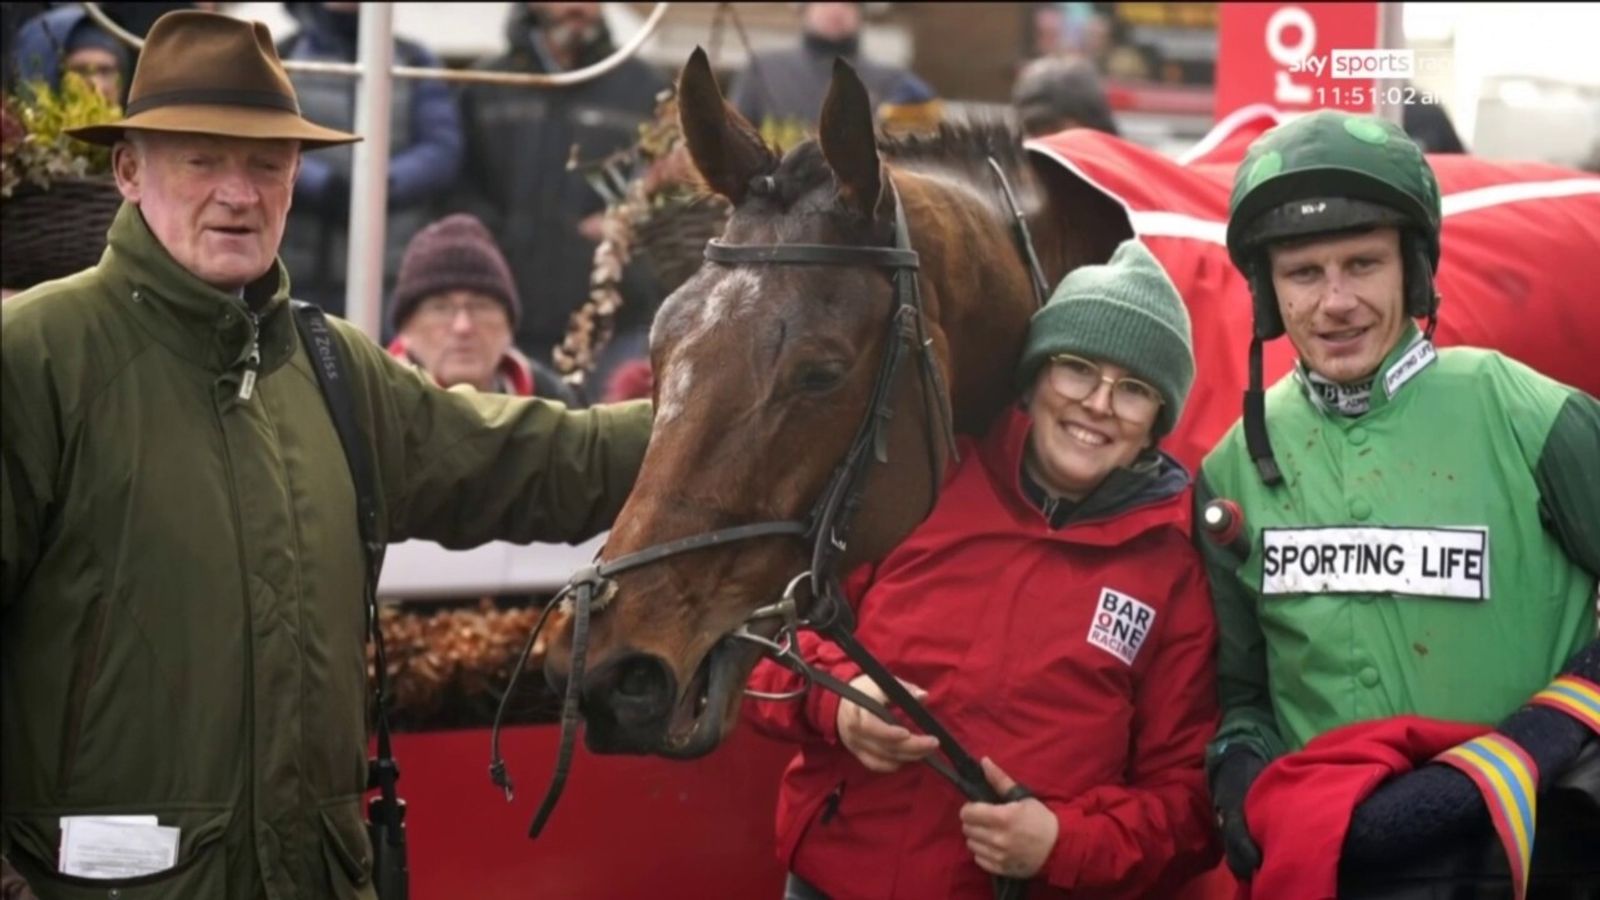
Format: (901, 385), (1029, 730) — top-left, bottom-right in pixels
(543, 49), (1118, 758)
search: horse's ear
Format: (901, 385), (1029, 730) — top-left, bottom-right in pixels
(818, 57), (883, 218)
(678, 47), (776, 204)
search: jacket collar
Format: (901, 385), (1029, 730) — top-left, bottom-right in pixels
(99, 202), (297, 377)
(1019, 449), (1187, 530)
(978, 407), (1191, 544)
(1295, 321), (1436, 418)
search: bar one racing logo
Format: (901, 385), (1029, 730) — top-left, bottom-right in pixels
(1261, 527), (1489, 601)
(1086, 588), (1156, 666)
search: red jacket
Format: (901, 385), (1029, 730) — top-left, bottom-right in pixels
(743, 409), (1221, 899)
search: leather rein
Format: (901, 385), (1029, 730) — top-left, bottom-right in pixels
(490, 158), (1050, 897)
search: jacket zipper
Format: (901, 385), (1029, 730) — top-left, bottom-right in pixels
(1040, 495), (1060, 525)
(237, 311), (261, 402)
(213, 389), (261, 882)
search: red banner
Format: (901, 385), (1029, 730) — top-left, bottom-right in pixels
(1215, 3), (1381, 119)
(384, 726), (793, 898)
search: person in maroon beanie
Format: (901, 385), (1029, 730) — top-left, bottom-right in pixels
(388, 213), (579, 405)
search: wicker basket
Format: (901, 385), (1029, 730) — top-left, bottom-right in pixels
(0, 176), (122, 290)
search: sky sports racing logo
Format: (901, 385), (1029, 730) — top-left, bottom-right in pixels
(1288, 48), (1452, 79)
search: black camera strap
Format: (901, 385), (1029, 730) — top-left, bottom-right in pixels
(291, 302), (407, 898)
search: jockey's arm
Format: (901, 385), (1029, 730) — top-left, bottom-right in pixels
(1532, 389), (1600, 577)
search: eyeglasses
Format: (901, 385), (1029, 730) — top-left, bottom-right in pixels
(1046, 353), (1164, 424)
(413, 296), (507, 326)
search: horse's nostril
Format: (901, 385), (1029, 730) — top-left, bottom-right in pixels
(601, 653), (674, 714)
(582, 651), (678, 752)
(617, 658), (661, 699)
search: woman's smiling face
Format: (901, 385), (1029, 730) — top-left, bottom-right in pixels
(1025, 355), (1159, 500)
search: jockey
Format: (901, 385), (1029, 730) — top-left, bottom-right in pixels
(1196, 109), (1600, 895)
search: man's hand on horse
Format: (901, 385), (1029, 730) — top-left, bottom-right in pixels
(959, 757), (1059, 880)
(835, 674), (939, 773)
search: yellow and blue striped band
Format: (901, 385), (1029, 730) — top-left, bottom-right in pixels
(1531, 675), (1600, 735)
(1436, 732), (1538, 900)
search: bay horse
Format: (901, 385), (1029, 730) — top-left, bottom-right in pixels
(539, 49), (1129, 759)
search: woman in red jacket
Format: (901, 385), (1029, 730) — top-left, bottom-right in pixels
(745, 239), (1223, 899)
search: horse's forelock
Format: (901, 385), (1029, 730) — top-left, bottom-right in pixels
(766, 141), (834, 210)
(729, 141), (881, 239)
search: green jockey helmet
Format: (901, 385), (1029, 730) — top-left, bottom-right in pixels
(1226, 110), (1444, 340)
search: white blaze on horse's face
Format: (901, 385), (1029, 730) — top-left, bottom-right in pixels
(655, 268), (761, 425)
(656, 360), (693, 425)
(697, 267), (759, 328)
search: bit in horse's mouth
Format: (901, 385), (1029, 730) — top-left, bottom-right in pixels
(659, 634), (749, 759)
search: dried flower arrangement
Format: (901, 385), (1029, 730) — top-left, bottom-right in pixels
(371, 599), (563, 732)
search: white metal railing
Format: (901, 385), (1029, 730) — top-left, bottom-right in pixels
(346, 3), (394, 340)
(82, 3), (674, 88)
(378, 535), (608, 600)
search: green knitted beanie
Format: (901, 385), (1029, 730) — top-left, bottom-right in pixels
(1016, 238), (1195, 437)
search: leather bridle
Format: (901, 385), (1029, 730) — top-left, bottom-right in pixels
(491, 160), (1049, 900)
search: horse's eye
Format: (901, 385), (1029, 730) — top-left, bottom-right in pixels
(796, 365), (843, 394)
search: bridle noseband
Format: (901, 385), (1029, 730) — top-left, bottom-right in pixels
(490, 161), (1049, 900)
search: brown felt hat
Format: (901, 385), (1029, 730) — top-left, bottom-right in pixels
(66, 10), (359, 149)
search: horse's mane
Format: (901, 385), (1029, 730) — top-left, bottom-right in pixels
(757, 118), (1030, 217)
(878, 118), (1030, 187)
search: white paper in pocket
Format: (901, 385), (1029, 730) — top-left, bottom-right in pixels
(58, 816), (180, 879)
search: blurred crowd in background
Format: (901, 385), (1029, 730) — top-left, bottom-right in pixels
(3, 2), (1595, 408)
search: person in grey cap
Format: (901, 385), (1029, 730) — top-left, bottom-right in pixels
(1011, 55), (1119, 139)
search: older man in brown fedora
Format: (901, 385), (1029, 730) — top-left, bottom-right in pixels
(0, 11), (651, 900)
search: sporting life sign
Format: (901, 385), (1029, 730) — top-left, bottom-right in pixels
(1261, 527), (1489, 600)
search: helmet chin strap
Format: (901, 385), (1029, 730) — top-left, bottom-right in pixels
(1245, 334), (1284, 486)
(1241, 256), (1285, 486)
